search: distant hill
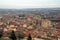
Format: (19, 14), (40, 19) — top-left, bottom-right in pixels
(0, 8), (60, 15)
(0, 8), (60, 20)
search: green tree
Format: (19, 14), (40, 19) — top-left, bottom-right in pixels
(9, 30), (17, 40)
(17, 32), (25, 40)
(27, 34), (32, 40)
(0, 29), (3, 38)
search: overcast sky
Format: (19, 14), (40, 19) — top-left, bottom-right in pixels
(0, 0), (60, 9)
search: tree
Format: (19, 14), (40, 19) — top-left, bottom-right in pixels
(27, 34), (32, 40)
(0, 29), (3, 38)
(17, 32), (25, 40)
(9, 30), (17, 40)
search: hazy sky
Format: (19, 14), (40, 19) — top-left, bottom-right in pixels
(0, 0), (60, 9)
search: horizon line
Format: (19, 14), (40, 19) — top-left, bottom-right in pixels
(0, 7), (60, 9)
